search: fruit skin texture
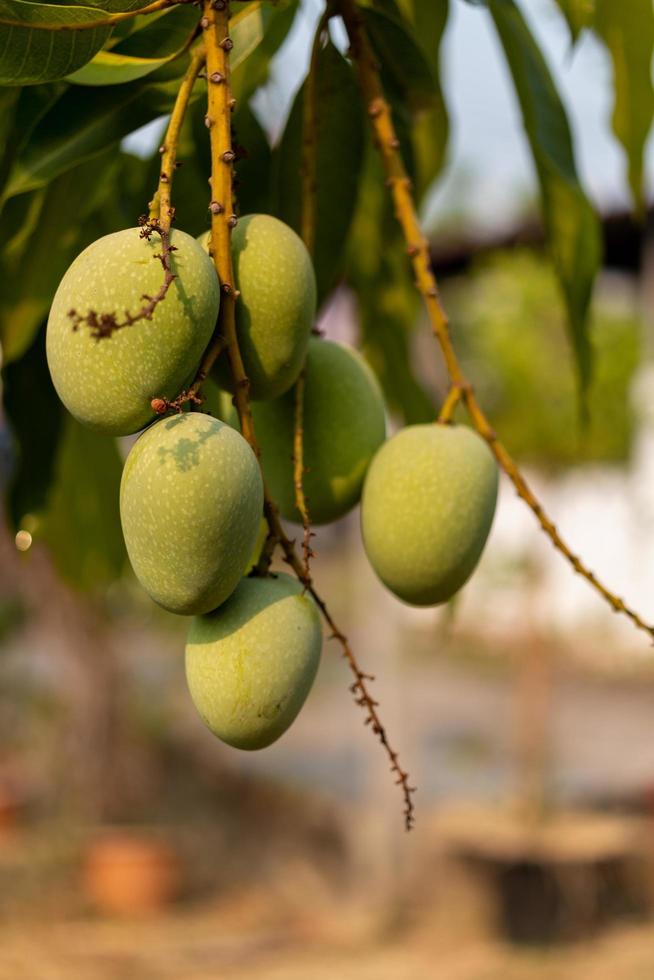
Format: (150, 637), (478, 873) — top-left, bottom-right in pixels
(361, 424), (498, 607)
(252, 338), (386, 525)
(185, 573), (322, 750)
(200, 214), (316, 400)
(120, 413), (263, 615)
(47, 228), (219, 436)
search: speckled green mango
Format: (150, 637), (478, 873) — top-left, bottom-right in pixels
(251, 338), (386, 525)
(47, 228), (220, 435)
(200, 214), (316, 400)
(120, 413), (263, 615)
(185, 573), (322, 750)
(361, 425), (499, 606)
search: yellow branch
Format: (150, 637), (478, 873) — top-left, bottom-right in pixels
(340, 0), (654, 644)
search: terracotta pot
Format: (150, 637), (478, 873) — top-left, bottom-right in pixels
(82, 831), (182, 916)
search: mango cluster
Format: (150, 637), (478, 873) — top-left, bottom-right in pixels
(45, 212), (500, 754)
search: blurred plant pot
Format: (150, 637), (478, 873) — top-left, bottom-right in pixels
(82, 831), (182, 916)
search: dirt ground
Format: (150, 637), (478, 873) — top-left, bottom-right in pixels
(2, 903), (654, 980)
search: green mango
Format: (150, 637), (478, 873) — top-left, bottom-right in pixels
(200, 213), (316, 400)
(120, 413), (263, 615)
(47, 227), (220, 436)
(361, 424), (499, 606)
(252, 338), (386, 525)
(185, 573), (322, 750)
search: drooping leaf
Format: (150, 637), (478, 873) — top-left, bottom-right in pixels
(233, 103), (273, 217)
(554, 0), (595, 42)
(489, 0), (601, 395)
(594, 0), (654, 213)
(2, 326), (64, 528)
(274, 41), (365, 303)
(230, 0), (299, 103)
(0, 0), (114, 85)
(41, 415), (126, 590)
(67, 5), (199, 85)
(0, 84), (64, 205)
(363, 4), (439, 112)
(0, 148), (122, 362)
(348, 151), (435, 424)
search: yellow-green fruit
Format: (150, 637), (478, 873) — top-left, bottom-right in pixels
(200, 214), (316, 400)
(361, 425), (498, 606)
(120, 413), (263, 615)
(185, 573), (322, 750)
(47, 228), (220, 435)
(253, 338), (386, 525)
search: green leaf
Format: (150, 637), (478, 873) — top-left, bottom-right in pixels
(0, 0), (114, 85)
(594, 0), (654, 213)
(363, 4), (439, 112)
(3, 77), (160, 197)
(2, 326), (64, 528)
(233, 103), (273, 217)
(67, 5), (199, 85)
(554, 0), (595, 42)
(274, 41), (365, 303)
(348, 151), (435, 424)
(489, 0), (601, 394)
(230, 0), (299, 103)
(0, 148), (122, 362)
(41, 415), (126, 591)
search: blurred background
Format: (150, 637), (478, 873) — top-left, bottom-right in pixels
(2, 0), (654, 976)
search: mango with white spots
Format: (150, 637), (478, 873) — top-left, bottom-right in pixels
(185, 573), (322, 750)
(120, 413), (263, 615)
(200, 214), (316, 400)
(252, 338), (386, 525)
(47, 227), (219, 435)
(361, 425), (498, 606)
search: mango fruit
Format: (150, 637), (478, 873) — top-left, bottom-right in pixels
(120, 413), (263, 615)
(185, 573), (322, 750)
(47, 227), (220, 435)
(361, 424), (498, 606)
(253, 338), (386, 524)
(200, 214), (316, 400)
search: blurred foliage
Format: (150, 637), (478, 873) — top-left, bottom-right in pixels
(445, 249), (641, 469)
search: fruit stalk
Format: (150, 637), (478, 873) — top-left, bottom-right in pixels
(340, 0), (654, 643)
(292, 370), (314, 581)
(202, 0), (416, 828)
(150, 43), (207, 232)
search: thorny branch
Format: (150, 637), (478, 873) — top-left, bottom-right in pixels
(292, 371), (315, 582)
(340, 0), (654, 645)
(69, 47), (207, 342)
(202, 0), (416, 830)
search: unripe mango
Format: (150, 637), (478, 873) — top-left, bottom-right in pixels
(185, 573), (322, 750)
(200, 214), (316, 400)
(120, 413), (263, 615)
(47, 227), (219, 436)
(361, 425), (498, 606)
(253, 338), (386, 524)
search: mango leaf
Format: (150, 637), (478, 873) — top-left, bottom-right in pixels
(3, 77), (161, 197)
(363, 4), (438, 112)
(274, 41), (364, 304)
(2, 326), (64, 528)
(41, 415), (126, 591)
(348, 151), (435, 424)
(594, 0), (654, 213)
(232, 103), (273, 217)
(0, 148), (122, 363)
(394, 0), (450, 202)
(0, 0), (115, 85)
(554, 0), (595, 41)
(0, 84), (64, 204)
(231, 0), (299, 103)
(489, 0), (601, 394)
(67, 5), (199, 85)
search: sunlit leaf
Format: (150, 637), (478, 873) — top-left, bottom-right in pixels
(554, 0), (595, 42)
(595, 0), (654, 213)
(274, 41), (365, 304)
(489, 0), (601, 395)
